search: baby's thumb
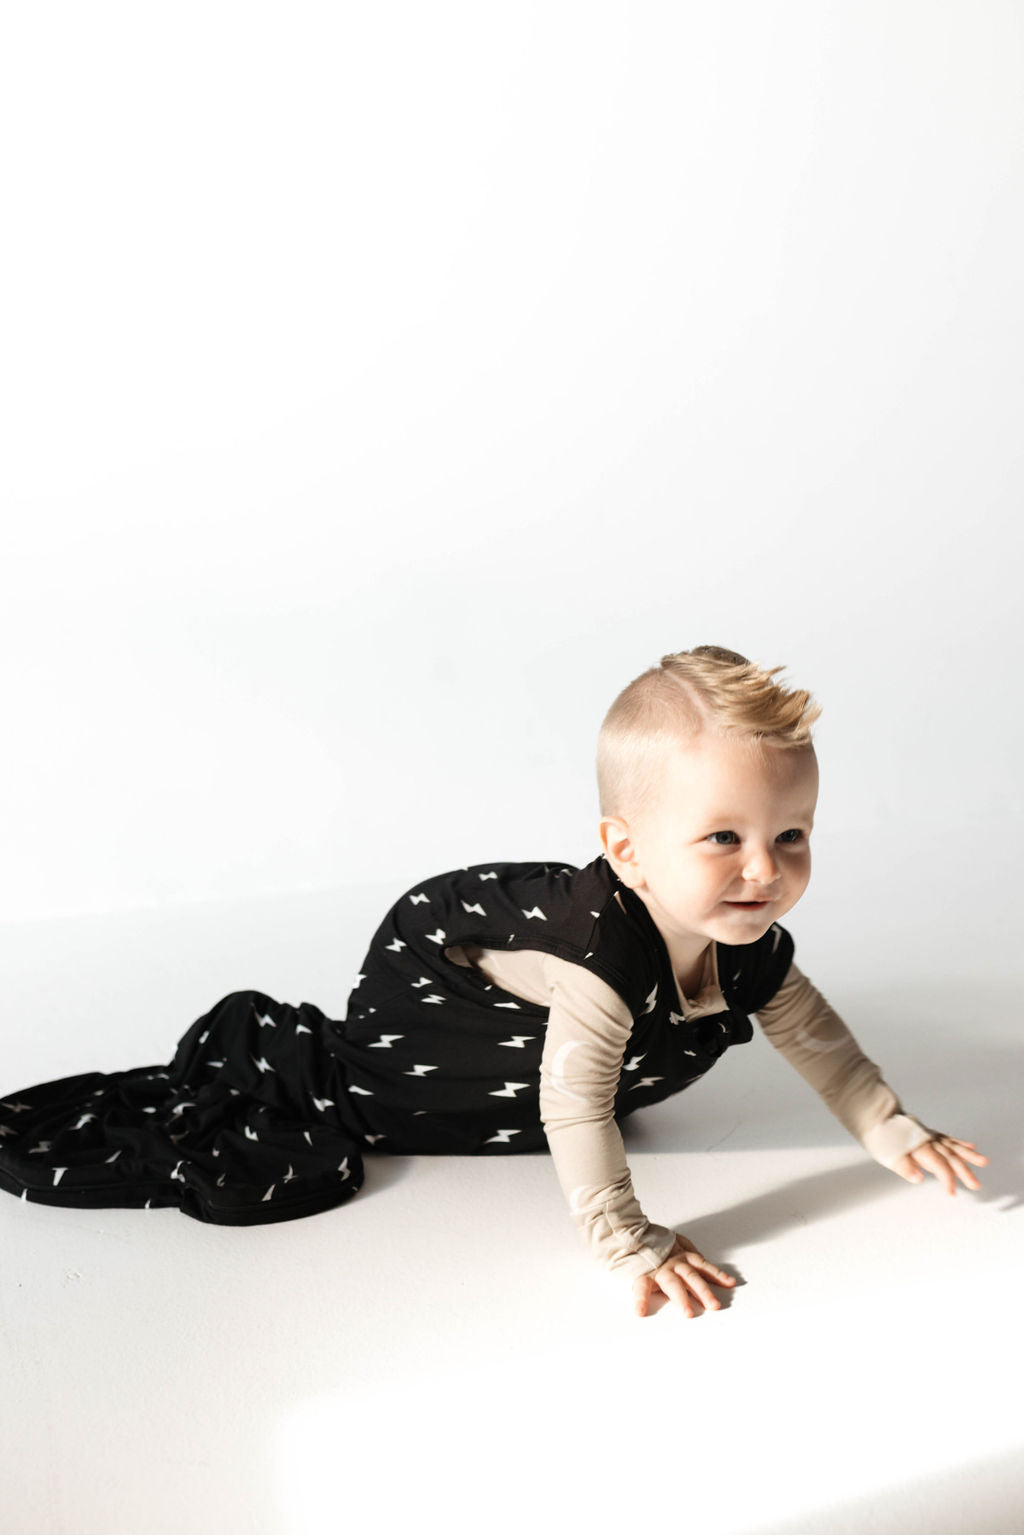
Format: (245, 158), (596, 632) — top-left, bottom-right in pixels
(895, 1155), (924, 1183)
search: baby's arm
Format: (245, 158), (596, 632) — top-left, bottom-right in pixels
(538, 954), (736, 1317)
(755, 962), (988, 1190)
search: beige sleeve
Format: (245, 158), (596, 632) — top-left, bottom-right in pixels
(535, 953), (678, 1280)
(755, 961), (938, 1167)
(449, 943), (676, 1277)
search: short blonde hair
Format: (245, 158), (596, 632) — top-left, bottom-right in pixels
(596, 645), (822, 823)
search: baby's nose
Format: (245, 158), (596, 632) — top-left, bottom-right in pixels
(743, 846), (780, 885)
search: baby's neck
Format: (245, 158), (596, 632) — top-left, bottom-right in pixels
(614, 889), (714, 1000)
(674, 947), (713, 1000)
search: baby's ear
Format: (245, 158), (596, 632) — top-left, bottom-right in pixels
(599, 817), (644, 888)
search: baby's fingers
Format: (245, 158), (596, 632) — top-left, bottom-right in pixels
(686, 1252), (738, 1288)
(633, 1274), (657, 1318)
(659, 1268), (705, 1318)
(912, 1141), (981, 1195)
(937, 1138), (989, 1166)
(934, 1141), (985, 1191)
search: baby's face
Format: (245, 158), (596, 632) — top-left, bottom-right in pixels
(604, 732), (819, 952)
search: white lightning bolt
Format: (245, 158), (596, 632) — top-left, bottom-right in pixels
(498, 1036), (535, 1048)
(488, 1082), (530, 1098)
(484, 1129), (520, 1144)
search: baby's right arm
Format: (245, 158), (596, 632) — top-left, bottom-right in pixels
(537, 954), (736, 1317)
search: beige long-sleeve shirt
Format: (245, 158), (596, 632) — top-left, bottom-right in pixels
(446, 936), (937, 1280)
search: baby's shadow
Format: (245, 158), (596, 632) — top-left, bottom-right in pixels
(641, 1156), (1018, 1318)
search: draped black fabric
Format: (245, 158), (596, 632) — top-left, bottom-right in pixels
(0, 856), (794, 1224)
(0, 992), (365, 1224)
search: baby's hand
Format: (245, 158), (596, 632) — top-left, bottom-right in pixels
(633, 1234), (737, 1319)
(893, 1135), (989, 1195)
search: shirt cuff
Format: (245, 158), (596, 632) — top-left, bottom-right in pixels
(860, 1112), (936, 1169)
(600, 1222), (678, 1279)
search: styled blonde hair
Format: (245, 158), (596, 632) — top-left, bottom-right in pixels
(596, 644), (822, 823)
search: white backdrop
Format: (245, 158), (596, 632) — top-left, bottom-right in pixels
(2, 0), (1021, 943)
(3, 12), (1024, 1535)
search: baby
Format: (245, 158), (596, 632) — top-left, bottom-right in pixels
(0, 645), (988, 1319)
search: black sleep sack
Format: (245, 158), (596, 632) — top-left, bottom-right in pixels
(0, 855), (793, 1225)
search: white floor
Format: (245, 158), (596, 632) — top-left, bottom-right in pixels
(1, 880), (1021, 1535)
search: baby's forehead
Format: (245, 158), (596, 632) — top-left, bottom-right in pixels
(652, 734), (817, 807)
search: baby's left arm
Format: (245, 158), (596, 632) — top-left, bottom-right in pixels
(755, 962), (989, 1191)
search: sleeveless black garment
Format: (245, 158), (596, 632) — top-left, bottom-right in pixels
(0, 856), (793, 1225)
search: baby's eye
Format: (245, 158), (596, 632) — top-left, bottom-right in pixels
(707, 831), (739, 845)
(777, 829), (804, 844)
